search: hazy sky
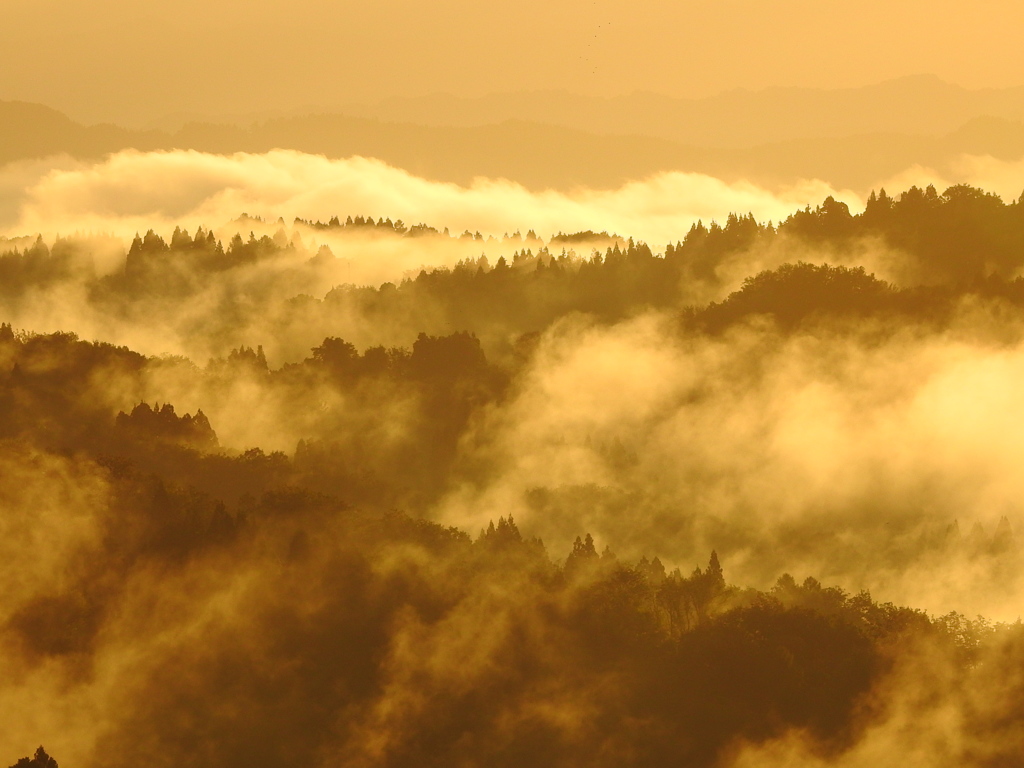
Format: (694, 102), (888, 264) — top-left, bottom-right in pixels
(4, 0), (1024, 125)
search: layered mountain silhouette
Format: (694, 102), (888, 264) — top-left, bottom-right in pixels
(343, 75), (1024, 146)
(6, 76), (1024, 192)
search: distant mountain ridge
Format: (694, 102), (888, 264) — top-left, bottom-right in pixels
(6, 85), (1024, 194)
(340, 75), (1024, 148)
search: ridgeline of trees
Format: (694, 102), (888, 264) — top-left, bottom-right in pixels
(5, 184), (1024, 364)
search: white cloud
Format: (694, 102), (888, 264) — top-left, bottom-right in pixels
(2, 149), (859, 246)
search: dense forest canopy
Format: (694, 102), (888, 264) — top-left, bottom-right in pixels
(4, 184), (1024, 767)
(4, 181), (1024, 363)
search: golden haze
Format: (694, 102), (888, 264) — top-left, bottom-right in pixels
(2, 0), (1024, 123)
(5, 3), (1024, 768)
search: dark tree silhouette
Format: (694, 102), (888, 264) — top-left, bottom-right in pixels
(8, 747), (58, 768)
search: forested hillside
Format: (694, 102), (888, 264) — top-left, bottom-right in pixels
(4, 184), (1024, 767)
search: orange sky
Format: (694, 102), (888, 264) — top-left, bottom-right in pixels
(3, 0), (1023, 124)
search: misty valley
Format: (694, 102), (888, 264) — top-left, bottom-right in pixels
(2, 183), (1024, 767)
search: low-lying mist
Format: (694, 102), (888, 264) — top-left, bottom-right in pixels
(4, 170), (1024, 767)
(2, 149), (853, 246)
(7, 148), (1024, 248)
(444, 308), (1024, 619)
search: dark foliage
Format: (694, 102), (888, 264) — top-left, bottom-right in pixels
(6, 186), (1024, 766)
